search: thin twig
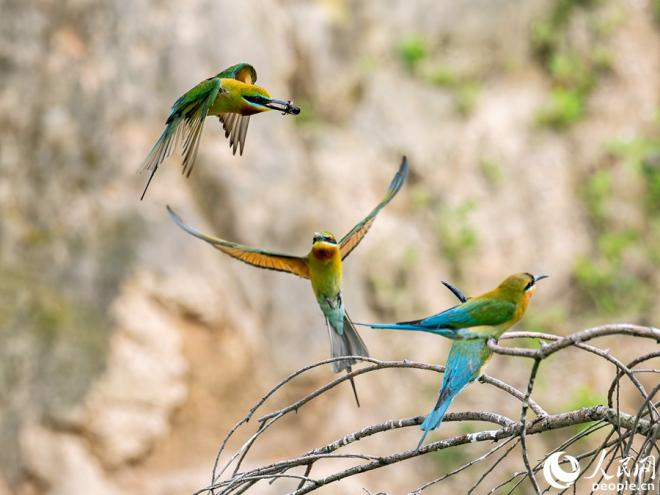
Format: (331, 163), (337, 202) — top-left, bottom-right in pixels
(519, 357), (542, 494)
(411, 436), (518, 493)
(199, 325), (659, 495)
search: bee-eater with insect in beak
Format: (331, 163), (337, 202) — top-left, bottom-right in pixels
(139, 63), (300, 199)
(167, 157), (409, 405)
(360, 273), (548, 448)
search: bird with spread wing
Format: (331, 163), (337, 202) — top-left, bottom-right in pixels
(139, 63), (300, 199)
(167, 157), (409, 405)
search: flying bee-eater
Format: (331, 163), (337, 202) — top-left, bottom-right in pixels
(167, 157), (409, 405)
(360, 273), (548, 447)
(139, 63), (300, 199)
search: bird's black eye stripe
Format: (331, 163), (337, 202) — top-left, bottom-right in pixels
(244, 95), (270, 105)
(524, 279), (535, 291)
(312, 235), (336, 244)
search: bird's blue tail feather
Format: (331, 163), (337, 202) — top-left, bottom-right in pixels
(365, 323), (457, 338)
(416, 391), (456, 449)
(421, 397), (453, 431)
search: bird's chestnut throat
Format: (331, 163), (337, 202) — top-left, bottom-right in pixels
(311, 243), (339, 262)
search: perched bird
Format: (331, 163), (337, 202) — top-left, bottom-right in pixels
(167, 157), (409, 405)
(361, 273), (548, 447)
(139, 63), (300, 199)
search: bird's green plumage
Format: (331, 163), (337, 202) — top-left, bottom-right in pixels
(368, 272), (540, 339)
(139, 63), (299, 199)
(170, 78), (222, 115)
(361, 273), (546, 448)
(215, 63), (257, 82)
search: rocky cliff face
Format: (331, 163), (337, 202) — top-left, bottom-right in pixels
(1, 0), (658, 493)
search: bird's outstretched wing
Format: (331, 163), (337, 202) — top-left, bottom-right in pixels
(175, 77), (222, 177)
(218, 113), (250, 156)
(339, 156), (409, 260)
(167, 206), (310, 278)
(214, 63), (257, 156)
(139, 77), (222, 195)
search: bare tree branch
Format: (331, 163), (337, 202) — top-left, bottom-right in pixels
(198, 324), (660, 495)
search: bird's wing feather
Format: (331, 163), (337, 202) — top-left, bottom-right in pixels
(138, 78), (222, 198)
(167, 206), (310, 278)
(215, 63), (257, 84)
(212, 64), (257, 155)
(177, 77), (222, 177)
(219, 114), (251, 156)
(409, 298), (517, 329)
(339, 157), (409, 260)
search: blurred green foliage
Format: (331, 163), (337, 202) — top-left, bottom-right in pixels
(565, 385), (603, 412)
(532, 0), (615, 129)
(455, 81), (481, 116)
(531, 0), (599, 60)
(563, 386), (604, 434)
(429, 65), (459, 87)
(366, 245), (422, 320)
(478, 159), (503, 189)
(436, 200), (479, 280)
(582, 168), (612, 228)
(536, 88), (584, 128)
(429, 65), (482, 116)
(396, 38), (483, 116)
(398, 36), (427, 73)
(572, 132), (660, 315)
(431, 443), (471, 472)
(609, 136), (660, 213)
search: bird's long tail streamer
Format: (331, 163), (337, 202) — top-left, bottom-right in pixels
(346, 366), (361, 408)
(417, 395), (453, 449)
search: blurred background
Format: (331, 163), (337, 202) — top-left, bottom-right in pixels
(1, 0), (659, 493)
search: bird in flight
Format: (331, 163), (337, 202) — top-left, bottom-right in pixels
(167, 157), (409, 405)
(140, 63), (300, 199)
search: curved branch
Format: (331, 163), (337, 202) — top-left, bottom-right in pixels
(200, 325), (659, 495)
(285, 406), (651, 495)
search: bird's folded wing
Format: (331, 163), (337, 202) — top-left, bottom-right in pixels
(215, 63), (257, 84)
(409, 298), (516, 329)
(218, 113), (250, 156)
(339, 156), (409, 260)
(167, 206), (310, 279)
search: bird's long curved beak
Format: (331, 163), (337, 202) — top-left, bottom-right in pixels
(534, 274), (549, 283)
(265, 98), (300, 115)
